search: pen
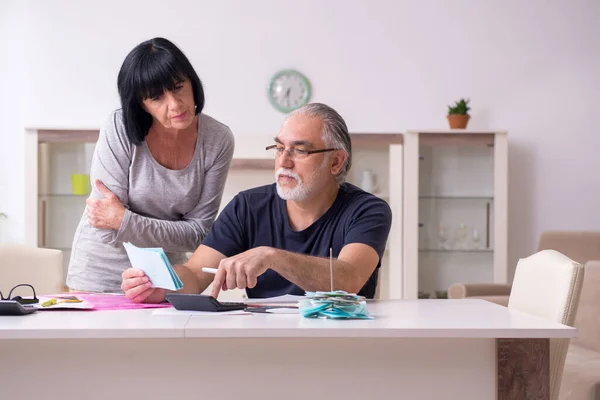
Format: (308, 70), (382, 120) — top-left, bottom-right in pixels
(202, 267), (218, 274)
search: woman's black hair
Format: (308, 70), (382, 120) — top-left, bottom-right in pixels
(117, 37), (205, 145)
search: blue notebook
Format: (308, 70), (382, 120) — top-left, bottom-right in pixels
(123, 242), (183, 291)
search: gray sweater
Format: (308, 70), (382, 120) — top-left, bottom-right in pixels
(66, 110), (235, 292)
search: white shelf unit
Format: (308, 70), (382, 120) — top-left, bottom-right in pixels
(25, 129), (404, 298)
(34, 132), (99, 280)
(402, 130), (508, 300)
(346, 135), (403, 300)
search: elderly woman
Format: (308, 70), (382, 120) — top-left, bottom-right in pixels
(66, 37), (235, 293)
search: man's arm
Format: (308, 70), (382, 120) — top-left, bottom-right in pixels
(176, 244), (228, 294)
(271, 243), (379, 294)
(272, 196), (391, 294)
(210, 243), (380, 297)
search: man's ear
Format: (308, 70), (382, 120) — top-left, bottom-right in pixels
(330, 150), (346, 176)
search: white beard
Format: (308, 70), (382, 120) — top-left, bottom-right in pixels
(275, 155), (331, 201)
(275, 168), (310, 201)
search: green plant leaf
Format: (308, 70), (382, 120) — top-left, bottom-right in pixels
(447, 98), (470, 115)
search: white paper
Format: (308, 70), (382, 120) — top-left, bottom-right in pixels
(244, 294), (304, 304)
(34, 296), (94, 310)
(264, 308), (299, 314)
(123, 242), (181, 291)
(152, 308), (250, 316)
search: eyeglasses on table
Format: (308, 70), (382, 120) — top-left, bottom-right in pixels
(0, 283), (39, 304)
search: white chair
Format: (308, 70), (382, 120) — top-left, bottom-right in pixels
(0, 244), (63, 297)
(508, 249), (585, 400)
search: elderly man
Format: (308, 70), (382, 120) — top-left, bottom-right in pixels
(122, 103), (392, 302)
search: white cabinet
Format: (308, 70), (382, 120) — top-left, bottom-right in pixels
(346, 136), (403, 300)
(402, 130), (508, 300)
(27, 131), (99, 280)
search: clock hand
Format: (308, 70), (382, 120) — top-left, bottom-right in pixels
(284, 88), (291, 107)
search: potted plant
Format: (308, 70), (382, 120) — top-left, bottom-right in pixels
(447, 98), (470, 129)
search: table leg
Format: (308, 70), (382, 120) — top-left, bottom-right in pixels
(497, 338), (550, 399)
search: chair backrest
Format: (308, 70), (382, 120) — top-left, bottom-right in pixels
(0, 244), (63, 296)
(508, 249), (584, 400)
(538, 231), (600, 265)
(571, 260), (600, 353)
(536, 231), (600, 353)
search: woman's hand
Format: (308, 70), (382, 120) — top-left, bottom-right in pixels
(86, 179), (126, 230)
(121, 268), (166, 303)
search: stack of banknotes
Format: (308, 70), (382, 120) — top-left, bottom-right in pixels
(298, 290), (373, 319)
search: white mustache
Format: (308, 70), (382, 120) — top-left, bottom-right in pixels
(276, 168), (301, 183)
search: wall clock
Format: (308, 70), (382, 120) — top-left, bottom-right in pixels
(267, 69), (311, 113)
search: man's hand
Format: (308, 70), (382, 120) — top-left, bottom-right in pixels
(210, 247), (274, 298)
(121, 268), (166, 303)
(86, 179), (126, 230)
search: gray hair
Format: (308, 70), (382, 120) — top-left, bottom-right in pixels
(287, 103), (352, 185)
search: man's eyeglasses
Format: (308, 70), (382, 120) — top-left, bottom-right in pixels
(0, 284), (39, 305)
(265, 145), (337, 160)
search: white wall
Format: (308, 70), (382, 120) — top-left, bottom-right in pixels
(1, 0), (599, 276)
(0, 0), (26, 243)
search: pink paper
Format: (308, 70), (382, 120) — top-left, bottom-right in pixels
(48, 293), (173, 311)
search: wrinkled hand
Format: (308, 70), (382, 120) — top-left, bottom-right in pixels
(122, 268), (165, 303)
(86, 179), (125, 230)
(210, 247), (275, 298)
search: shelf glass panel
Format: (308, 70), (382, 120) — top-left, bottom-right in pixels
(38, 141), (95, 196)
(418, 140), (495, 294)
(38, 196), (85, 249)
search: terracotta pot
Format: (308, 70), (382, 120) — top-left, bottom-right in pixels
(447, 114), (470, 129)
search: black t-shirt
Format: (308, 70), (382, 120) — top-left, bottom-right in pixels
(202, 183), (392, 298)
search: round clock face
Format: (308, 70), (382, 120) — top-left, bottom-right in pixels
(268, 69), (311, 113)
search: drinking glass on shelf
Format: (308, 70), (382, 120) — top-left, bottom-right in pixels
(472, 228), (481, 250)
(456, 223), (468, 249)
(438, 225), (449, 250)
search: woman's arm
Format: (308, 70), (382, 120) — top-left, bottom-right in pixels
(112, 127), (235, 252)
(89, 111), (134, 245)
